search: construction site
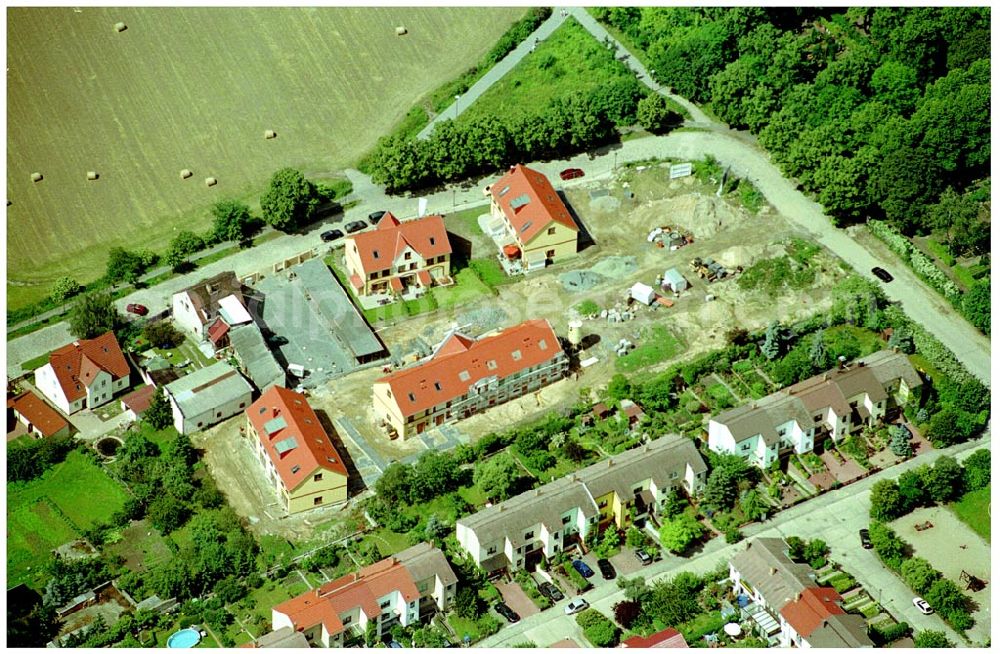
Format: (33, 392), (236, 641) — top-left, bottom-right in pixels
(302, 160), (850, 475)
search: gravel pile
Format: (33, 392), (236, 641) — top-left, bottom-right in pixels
(559, 270), (606, 292)
(590, 255), (638, 280)
(458, 306), (509, 332)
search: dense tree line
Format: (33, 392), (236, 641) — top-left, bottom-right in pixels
(367, 75), (648, 193)
(597, 8), (989, 236)
(7, 435), (76, 482)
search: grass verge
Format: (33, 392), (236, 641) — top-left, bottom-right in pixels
(950, 486), (990, 542)
(616, 325), (684, 372)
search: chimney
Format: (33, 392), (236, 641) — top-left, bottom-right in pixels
(838, 355), (847, 369)
(499, 504), (506, 512)
(892, 345), (899, 353)
(273, 407), (280, 417)
(824, 373), (830, 381)
(607, 458), (614, 468)
(795, 592), (802, 602)
(571, 473), (579, 482)
(769, 567), (777, 576)
(535, 489), (541, 497)
(858, 361), (866, 367)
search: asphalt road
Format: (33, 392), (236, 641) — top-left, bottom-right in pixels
(479, 430), (991, 648)
(7, 10), (990, 389)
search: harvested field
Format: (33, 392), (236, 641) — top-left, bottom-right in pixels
(7, 6), (524, 310)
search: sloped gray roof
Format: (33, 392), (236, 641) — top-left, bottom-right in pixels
(807, 614), (873, 648)
(396, 542), (458, 588)
(860, 349), (923, 390)
(230, 324), (285, 391)
(731, 538), (814, 609)
(254, 626), (310, 648)
(296, 259), (384, 360)
(165, 361), (252, 418)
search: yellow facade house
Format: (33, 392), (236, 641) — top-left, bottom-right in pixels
(246, 386), (349, 514)
(488, 164), (579, 272)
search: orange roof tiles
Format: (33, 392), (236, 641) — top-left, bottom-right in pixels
(48, 331), (130, 402)
(246, 387), (348, 492)
(779, 587), (846, 638)
(7, 391), (69, 437)
(490, 164), (578, 245)
(347, 213), (451, 275)
(621, 627), (688, 648)
(120, 385), (156, 415)
(377, 319), (563, 417)
(273, 554), (420, 638)
(207, 318), (230, 344)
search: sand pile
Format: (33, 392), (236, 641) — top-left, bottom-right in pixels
(590, 256), (638, 279)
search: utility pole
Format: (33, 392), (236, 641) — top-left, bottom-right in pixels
(454, 95), (460, 120)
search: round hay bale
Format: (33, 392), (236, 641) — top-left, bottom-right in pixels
(205, 177), (217, 187)
(395, 25), (407, 36)
(114, 22), (127, 33)
(86, 171), (99, 181)
(264, 129), (277, 139)
(180, 169), (193, 179)
(30, 172), (43, 183)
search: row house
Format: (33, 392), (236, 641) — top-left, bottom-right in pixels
(730, 538), (873, 648)
(35, 331), (131, 415)
(487, 164), (579, 272)
(373, 319), (568, 439)
(245, 386), (349, 514)
(344, 213), (452, 299)
(456, 435), (706, 573)
(271, 543), (457, 647)
(708, 350), (922, 468)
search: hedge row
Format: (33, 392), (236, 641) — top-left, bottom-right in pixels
(867, 220), (962, 303)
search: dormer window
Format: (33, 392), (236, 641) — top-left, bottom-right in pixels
(373, 250), (380, 259)
(404, 252), (412, 260)
(458, 370), (470, 382)
(538, 339), (548, 351)
(434, 382), (442, 391)
(486, 360), (497, 370)
(512, 350), (522, 361)
(430, 237), (436, 246)
(291, 465), (301, 474)
(408, 392), (416, 402)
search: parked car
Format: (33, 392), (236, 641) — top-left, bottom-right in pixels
(126, 303), (148, 316)
(859, 529), (872, 549)
(368, 210), (387, 225)
(494, 601), (520, 623)
(572, 559), (595, 578)
(565, 598), (589, 615)
(320, 229), (343, 242)
(559, 167), (585, 181)
(389, 641), (404, 648)
(913, 597), (933, 615)
(634, 549), (653, 566)
(871, 266), (894, 282)
(597, 558), (616, 580)
(538, 581), (564, 602)
(345, 220), (368, 234)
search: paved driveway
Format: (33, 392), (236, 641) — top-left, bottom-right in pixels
(610, 548), (644, 576)
(496, 581), (540, 619)
(820, 449), (866, 483)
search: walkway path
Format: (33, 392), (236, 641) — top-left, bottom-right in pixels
(416, 8), (570, 140)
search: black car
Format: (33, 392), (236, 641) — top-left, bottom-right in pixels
(494, 601), (520, 624)
(597, 558), (616, 580)
(634, 549), (653, 566)
(368, 210), (387, 225)
(538, 581), (564, 602)
(871, 266), (893, 283)
(345, 220), (368, 234)
(321, 229), (343, 242)
(859, 528), (873, 549)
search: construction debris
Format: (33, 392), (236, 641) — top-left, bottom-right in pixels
(614, 339), (635, 357)
(690, 256), (740, 283)
(648, 225), (693, 250)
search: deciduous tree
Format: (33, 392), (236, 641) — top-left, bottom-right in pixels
(211, 200), (261, 244)
(143, 389), (174, 431)
(260, 168), (319, 232)
(658, 513), (704, 553)
(69, 291), (123, 339)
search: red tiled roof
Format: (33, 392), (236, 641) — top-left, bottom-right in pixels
(120, 385), (156, 415)
(48, 331), (130, 402)
(416, 270), (432, 286)
(349, 273), (364, 290)
(246, 386), (348, 492)
(273, 554), (419, 638)
(7, 391), (69, 437)
(621, 627), (688, 648)
(207, 318), (230, 344)
(490, 164), (578, 245)
(780, 587), (846, 638)
(347, 213), (451, 275)
(376, 319), (563, 417)
(389, 276), (404, 293)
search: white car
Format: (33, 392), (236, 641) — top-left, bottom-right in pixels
(565, 598), (589, 615)
(913, 597), (934, 615)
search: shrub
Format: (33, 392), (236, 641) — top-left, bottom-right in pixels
(563, 561), (590, 591)
(869, 621), (911, 646)
(576, 609), (620, 647)
(51, 276), (83, 302)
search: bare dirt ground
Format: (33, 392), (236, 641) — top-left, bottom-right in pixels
(891, 505), (991, 642)
(311, 165), (847, 459)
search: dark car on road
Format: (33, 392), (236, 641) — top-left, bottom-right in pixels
(321, 229), (343, 242)
(368, 210), (387, 225)
(538, 581), (564, 602)
(634, 549), (653, 566)
(597, 558), (616, 580)
(871, 266), (893, 283)
(126, 303), (148, 316)
(494, 601), (520, 623)
(345, 220), (368, 234)
(572, 559), (595, 578)
(859, 528), (872, 549)
(559, 167), (585, 181)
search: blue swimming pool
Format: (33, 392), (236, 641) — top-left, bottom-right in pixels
(167, 628), (202, 648)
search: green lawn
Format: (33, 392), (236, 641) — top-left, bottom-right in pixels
(469, 258), (513, 289)
(363, 528), (413, 557)
(616, 325), (685, 372)
(432, 268), (494, 309)
(460, 17), (638, 123)
(457, 483), (489, 507)
(21, 352), (50, 371)
(152, 335), (214, 369)
(951, 486), (990, 542)
(133, 422), (180, 450)
(8, 450), (129, 587)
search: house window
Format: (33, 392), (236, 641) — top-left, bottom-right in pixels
(547, 227), (556, 235)
(404, 252), (412, 260)
(429, 237), (436, 246)
(314, 473), (323, 482)
(598, 500), (608, 508)
(292, 465), (301, 474)
(408, 392), (416, 402)
(434, 382), (442, 391)
(239, 403), (245, 409)
(314, 496), (323, 505)
(487, 360), (497, 370)
(524, 531), (534, 540)
(512, 349), (522, 361)
(562, 516), (571, 524)
(197, 422), (203, 428)
(487, 546), (497, 555)
(343, 616), (352, 625)
(546, 249), (555, 258)
(380, 600), (391, 609)
(373, 250), (380, 259)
